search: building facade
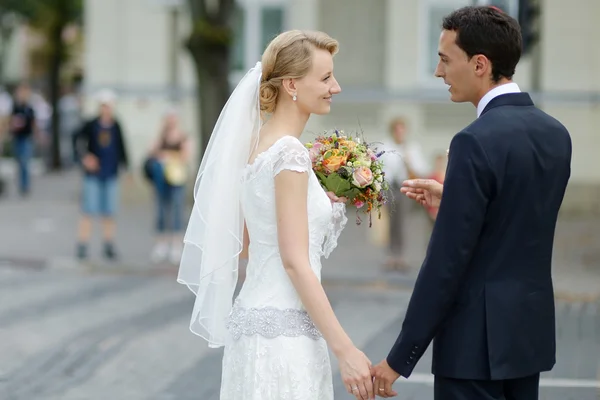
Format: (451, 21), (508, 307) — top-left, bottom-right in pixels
(83, 0), (600, 212)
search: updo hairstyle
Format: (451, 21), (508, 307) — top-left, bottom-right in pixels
(259, 30), (339, 114)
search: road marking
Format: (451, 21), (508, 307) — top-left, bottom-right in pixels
(404, 373), (600, 388)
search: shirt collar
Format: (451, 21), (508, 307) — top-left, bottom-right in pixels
(476, 82), (521, 118)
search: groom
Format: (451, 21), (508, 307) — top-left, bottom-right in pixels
(371, 6), (572, 400)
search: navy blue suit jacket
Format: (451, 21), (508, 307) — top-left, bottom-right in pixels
(387, 92), (572, 380)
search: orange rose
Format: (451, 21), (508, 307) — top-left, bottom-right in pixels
(338, 139), (357, 152)
(322, 149), (348, 173)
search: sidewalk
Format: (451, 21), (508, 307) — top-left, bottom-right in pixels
(1, 170), (599, 301)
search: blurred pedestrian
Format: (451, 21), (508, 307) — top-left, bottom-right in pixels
(380, 117), (429, 272)
(8, 82), (39, 197)
(145, 108), (190, 264)
(73, 89), (129, 261)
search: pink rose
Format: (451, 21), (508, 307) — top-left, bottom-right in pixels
(367, 149), (377, 161)
(352, 166), (373, 188)
(354, 200), (365, 209)
(308, 142), (323, 163)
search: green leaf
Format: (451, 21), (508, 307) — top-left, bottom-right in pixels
(323, 173), (351, 196)
(341, 188), (362, 201)
(315, 171), (328, 185)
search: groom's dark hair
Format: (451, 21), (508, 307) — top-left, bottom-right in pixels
(442, 6), (522, 83)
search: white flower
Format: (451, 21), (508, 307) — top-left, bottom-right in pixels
(354, 157), (371, 168)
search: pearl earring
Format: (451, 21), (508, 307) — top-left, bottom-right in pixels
(292, 93), (297, 101)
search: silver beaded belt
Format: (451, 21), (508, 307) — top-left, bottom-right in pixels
(226, 304), (322, 341)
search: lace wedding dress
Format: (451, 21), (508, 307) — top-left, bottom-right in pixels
(219, 135), (347, 400)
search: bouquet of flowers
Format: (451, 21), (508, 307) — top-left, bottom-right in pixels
(305, 129), (389, 226)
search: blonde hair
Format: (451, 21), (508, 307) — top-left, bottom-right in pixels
(259, 30), (339, 114)
(388, 117), (406, 134)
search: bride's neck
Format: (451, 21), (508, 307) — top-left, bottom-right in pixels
(262, 101), (310, 139)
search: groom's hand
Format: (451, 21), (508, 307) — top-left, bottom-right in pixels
(371, 359), (399, 398)
(401, 179), (443, 208)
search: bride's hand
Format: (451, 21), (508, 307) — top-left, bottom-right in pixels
(326, 191), (348, 204)
(337, 345), (374, 400)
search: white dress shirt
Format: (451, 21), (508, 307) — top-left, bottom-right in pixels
(476, 82), (521, 118)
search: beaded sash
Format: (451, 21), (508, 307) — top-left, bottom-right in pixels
(226, 304), (322, 341)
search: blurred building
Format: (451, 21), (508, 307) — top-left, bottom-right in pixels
(83, 0), (599, 212)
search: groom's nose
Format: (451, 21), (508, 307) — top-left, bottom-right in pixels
(434, 62), (444, 78)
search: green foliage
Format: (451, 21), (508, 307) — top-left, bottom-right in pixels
(14, 0), (81, 23)
(316, 171), (353, 197)
(191, 18), (232, 47)
(1, 0), (82, 35)
(0, 0), (82, 58)
(0, 0), (36, 21)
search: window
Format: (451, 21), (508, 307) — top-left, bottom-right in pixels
(229, 0), (287, 77)
(420, 0), (518, 86)
(231, 5), (246, 71)
(260, 7), (284, 52)
(420, 0), (469, 85)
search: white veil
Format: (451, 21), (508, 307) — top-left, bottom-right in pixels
(177, 62), (262, 348)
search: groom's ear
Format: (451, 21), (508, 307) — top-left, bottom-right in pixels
(473, 54), (491, 77)
(281, 78), (297, 97)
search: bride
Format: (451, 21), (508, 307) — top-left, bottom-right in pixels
(177, 30), (374, 400)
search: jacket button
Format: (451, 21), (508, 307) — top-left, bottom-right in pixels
(406, 361), (411, 365)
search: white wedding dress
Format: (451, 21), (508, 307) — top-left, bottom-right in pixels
(219, 135), (348, 400)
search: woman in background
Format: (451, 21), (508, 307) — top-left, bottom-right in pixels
(148, 109), (190, 264)
(380, 117), (429, 272)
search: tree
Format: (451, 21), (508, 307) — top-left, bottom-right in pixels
(5, 0), (82, 170)
(185, 0), (235, 160)
(29, 0), (82, 170)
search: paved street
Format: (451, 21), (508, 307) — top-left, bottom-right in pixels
(0, 169), (599, 399)
(0, 266), (599, 400)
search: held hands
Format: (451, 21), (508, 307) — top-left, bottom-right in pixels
(338, 347), (401, 399)
(400, 179), (443, 208)
(337, 345), (375, 400)
(371, 359), (400, 398)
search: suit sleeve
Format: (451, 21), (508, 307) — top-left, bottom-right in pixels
(386, 130), (495, 377)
